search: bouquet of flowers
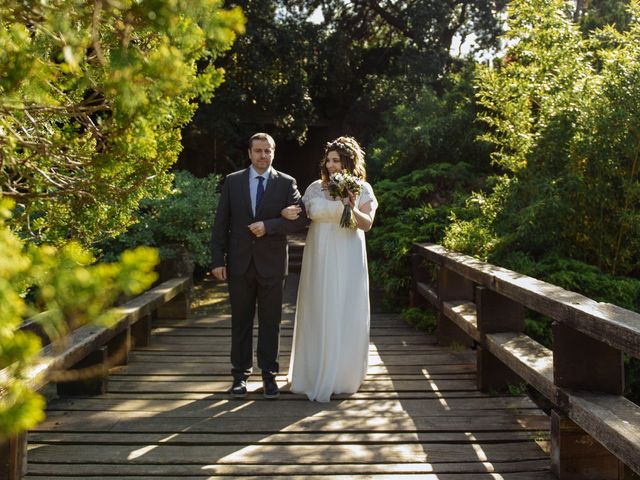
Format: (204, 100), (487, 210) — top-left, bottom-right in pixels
(327, 172), (363, 228)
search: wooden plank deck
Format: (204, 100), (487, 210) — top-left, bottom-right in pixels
(25, 273), (553, 479)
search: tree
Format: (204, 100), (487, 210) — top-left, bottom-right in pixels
(182, 0), (321, 167)
(0, 0), (244, 244)
(577, 0), (632, 31)
(446, 0), (640, 276)
(0, 0), (244, 440)
(182, 0), (507, 175)
(289, 0), (507, 74)
(368, 63), (492, 178)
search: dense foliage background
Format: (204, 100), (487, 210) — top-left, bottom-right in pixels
(99, 171), (221, 277)
(181, 0), (507, 170)
(1, 0), (243, 245)
(365, 0), (640, 397)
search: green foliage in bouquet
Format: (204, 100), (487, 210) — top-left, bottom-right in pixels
(99, 171), (220, 269)
(0, 0), (244, 245)
(327, 172), (363, 229)
(0, 199), (158, 437)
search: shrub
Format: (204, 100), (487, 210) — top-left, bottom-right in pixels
(0, 199), (158, 437)
(401, 307), (437, 332)
(99, 171), (220, 271)
(368, 163), (480, 310)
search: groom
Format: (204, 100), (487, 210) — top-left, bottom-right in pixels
(210, 133), (307, 399)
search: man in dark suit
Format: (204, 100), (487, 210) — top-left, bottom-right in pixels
(211, 133), (307, 399)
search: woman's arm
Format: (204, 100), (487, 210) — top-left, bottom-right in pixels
(347, 193), (374, 232)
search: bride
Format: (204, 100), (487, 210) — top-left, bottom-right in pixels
(281, 136), (377, 402)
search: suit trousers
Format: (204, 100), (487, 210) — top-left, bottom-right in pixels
(228, 259), (284, 380)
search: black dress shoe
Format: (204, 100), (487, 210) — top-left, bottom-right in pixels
(230, 378), (247, 398)
(262, 376), (280, 399)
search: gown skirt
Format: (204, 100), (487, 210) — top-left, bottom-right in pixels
(288, 192), (372, 402)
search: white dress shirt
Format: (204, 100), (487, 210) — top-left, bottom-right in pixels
(249, 165), (271, 215)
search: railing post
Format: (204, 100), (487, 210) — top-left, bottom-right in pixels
(107, 328), (131, 366)
(131, 314), (152, 348)
(57, 346), (108, 396)
(410, 252), (428, 308)
(437, 266), (474, 347)
(157, 290), (190, 320)
(551, 322), (624, 479)
(475, 286), (524, 392)
(0, 433), (27, 480)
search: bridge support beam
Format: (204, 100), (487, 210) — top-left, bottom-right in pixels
(57, 346), (109, 396)
(476, 286), (524, 392)
(551, 411), (623, 479)
(108, 328), (131, 366)
(131, 313), (152, 348)
(437, 267), (474, 348)
(0, 433), (26, 480)
(551, 322), (624, 479)
(157, 290), (190, 320)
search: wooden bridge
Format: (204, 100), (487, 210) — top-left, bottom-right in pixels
(4, 240), (640, 479)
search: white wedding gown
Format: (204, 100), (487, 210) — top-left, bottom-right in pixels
(288, 179), (378, 402)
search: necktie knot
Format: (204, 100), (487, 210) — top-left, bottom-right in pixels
(255, 175), (265, 212)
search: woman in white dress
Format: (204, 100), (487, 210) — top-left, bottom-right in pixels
(281, 136), (378, 402)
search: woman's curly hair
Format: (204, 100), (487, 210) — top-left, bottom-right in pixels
(320, 136), (366, 183)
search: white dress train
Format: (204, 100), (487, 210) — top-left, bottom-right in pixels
(288, 180), (378, 402)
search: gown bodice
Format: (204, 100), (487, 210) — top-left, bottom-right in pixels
(302, 179), (378, 224)
(306, 196), (344, 223)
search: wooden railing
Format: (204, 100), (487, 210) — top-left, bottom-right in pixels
(412, 243), (640, 480)
(0, 276), (191, 480)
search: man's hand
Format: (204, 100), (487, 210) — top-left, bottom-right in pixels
(248, 221), (266, 237)
(212, 266), (227, 281)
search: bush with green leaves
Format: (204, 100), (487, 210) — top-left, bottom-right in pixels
(99, 171), (220, 270)
(366, 65), (492, 310)
(0, 199), (158, 437)
(0, 0), (242, 438)
(368, 163), (480, 309)
(401, 307), (437, 332)
(368, 64), (492, 179)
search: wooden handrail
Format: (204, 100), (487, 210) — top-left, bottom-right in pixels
(417, 243), (640, 357)
(0, 276), (191, 480)
(412, 242), (640, 479)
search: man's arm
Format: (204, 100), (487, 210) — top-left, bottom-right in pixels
(210, 178), (231, 273)
(263, 178), (309, 235)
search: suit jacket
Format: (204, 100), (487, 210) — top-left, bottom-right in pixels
(211, 167), (308, 278)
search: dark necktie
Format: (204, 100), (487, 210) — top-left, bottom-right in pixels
(256, 176), (265, 213)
